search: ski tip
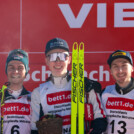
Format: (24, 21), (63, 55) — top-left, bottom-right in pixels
(73, 42), (78, 50)
(79, 42), (84, 50)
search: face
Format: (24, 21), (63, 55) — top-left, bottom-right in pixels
(7, 60), (26, 87)
(110, 58), (133, 87)
(45, 49), (71, 77)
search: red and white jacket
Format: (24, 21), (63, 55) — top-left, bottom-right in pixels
(0, 87), (31, 134)
(101, 83), (134, 134)
(31, 76), (106, 134)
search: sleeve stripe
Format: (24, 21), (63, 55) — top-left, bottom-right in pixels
(95, 92), (106, 118)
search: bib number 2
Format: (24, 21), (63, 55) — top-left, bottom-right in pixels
(110, 120), (127, 134)
(11, 125), (20, 134)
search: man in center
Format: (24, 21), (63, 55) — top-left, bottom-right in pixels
(31, 37), (107, 134)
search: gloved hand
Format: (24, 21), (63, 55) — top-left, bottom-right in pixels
(31, 130), (38, 134)
(90, 118), (107, 134)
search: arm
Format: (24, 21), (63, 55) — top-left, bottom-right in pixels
(85, 78), (107, 133)
(31, 87), (40, 134)
(88, 90), (107, 133)
(88, 90), (106, 119)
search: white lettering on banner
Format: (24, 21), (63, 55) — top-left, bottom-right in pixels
(97, 3), (106, 28)
(58, 4), (93, 28)
(25, 65), (110, 82)
(89, 66), (109, 81)
(58, 3), (134, 28)
(25, 66), (51, 81)
(32, 71), (40, 81)
(115, 3), (134, 27)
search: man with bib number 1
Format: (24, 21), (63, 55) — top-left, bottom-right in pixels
(101, 50), (134, 134)
(30, 38), (107, 134)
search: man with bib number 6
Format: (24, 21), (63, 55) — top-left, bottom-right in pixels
(0, 49), (31, 134)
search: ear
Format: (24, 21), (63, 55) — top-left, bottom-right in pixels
(110, 69), (113, 75)
(68, 56), (71, 64)
(45, 56), (49, 66)
(132, 66), (134, 72)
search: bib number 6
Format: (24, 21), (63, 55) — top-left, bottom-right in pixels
(11, 125), (20, 134)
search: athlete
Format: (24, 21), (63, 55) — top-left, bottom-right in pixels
(31, 37), (107, 134)
(101, 50), (134, 134)
(0, 49), (31, 134)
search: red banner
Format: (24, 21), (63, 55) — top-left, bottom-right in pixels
(0, 0), (134, 90)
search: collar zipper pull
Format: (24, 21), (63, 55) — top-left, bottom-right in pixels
(120, 89), (123, 95)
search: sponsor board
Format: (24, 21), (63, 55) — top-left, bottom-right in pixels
(0, 0), (134, 90)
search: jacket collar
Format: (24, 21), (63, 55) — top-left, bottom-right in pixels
(115, 78), (134, 95)
(46, 71), (71, 82)
(5, 86), (29, 100)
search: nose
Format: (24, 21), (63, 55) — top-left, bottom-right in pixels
(13, 68), (19, 73)
(118, 67), (123, 72)
(55, 57), (61, 62)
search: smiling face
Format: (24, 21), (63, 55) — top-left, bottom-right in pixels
(110, 58), (133, 87)
(7, 60), (26, 89)
(45, 49), (71, 77)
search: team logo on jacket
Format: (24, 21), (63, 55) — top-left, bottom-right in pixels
(106, 97), (134, 111)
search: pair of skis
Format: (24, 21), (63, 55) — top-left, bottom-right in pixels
(71, 42), (84, 134)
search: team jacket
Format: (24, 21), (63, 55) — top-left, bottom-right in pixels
(31, 76), (106, 134)
(101, 78), (134, 134)
(0, 87), (31, 134)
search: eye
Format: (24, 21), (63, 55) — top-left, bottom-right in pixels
(8, 66), (14, 71)
(112, 65), (118, 69)
(122, 64), (128, 68)
(18, 66), (24, 71)
(47, 55), (50, 58)
(65, 54), (69, 58)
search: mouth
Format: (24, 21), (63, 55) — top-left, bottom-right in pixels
(54, 66), (62, 70)
(118, 73), (125, 77)
(11, 75), (21, 79)
(117, 74), (126, 80)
